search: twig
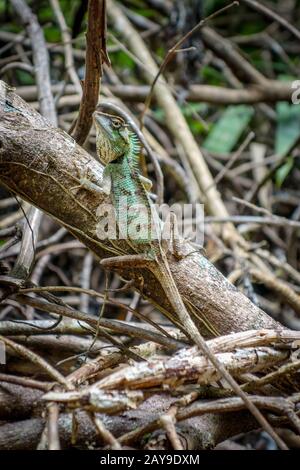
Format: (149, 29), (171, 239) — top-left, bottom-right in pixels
(67, 342), (159, 386)
(201, 26), (268, 85)
(10, 0), (57, 124)
(0, 372), (53, 391)
(92, 414), (122, 449)
(205, 215), (300, 229)
(0, 61), (34, 77)
(49, 0), (82, 95)
(15, 294), (184, 351)
(140, 1), (240, 125)
(233, 196), (300, 229)
(47, 403), (60, 450)
(80, 252), (93, 313)
(16, 81), (295, 105)
(242, 360), (300, 392)
(72, 0), (110, 145)
(160, 407), (184, 450)
(250, 268), (300, 315)
(210, 132), (255, 189)
(119, 395), (294, 446)
(91, 346), (288, 391)
(18, 285), (178, 342)
(0, 335), (71, 388)
(10, 205), (42, 279)
(240, 0), (300, 42)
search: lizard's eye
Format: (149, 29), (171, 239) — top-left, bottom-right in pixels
(111, 119), (122, 129)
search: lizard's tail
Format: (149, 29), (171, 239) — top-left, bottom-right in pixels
(151, 259), (201, 343)
(150, 259), (285, 448)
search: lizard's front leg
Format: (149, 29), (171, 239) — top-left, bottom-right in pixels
(71, 163), (112, 196)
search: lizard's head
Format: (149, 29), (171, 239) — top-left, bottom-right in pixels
(93, 111), (131, 164)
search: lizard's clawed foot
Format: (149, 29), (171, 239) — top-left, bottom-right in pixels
(107, 279), (135, 293)
(100, 256), (147, 293)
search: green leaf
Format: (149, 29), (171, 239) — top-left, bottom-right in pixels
(44, 26), (61, 43)
(181, 103), (207, 118)
(203, 105), (254, 153)
(275, 102), (300, 157)
(15, 69), (35, 86)
(200, 65), (224, 85)
(111, 51), (135, 70)
(275, 156), (294, 188)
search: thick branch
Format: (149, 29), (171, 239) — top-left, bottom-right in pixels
(16, 81), (295, 106)
(0, 396), (257, 450)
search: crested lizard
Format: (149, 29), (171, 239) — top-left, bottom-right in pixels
(92, 108), (287, 448)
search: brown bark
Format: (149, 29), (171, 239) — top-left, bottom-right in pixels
(0, 382), (43, 420)
(0, 393), (257, 450)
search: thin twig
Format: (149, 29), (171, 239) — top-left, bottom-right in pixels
(0, 335), (71, 388)
(72, 0), (110, 145)
(47, 403), (60, 450)
(140, 1), (239, 126)
(233, 196), (300, 229)
(15, 294), (184, 351)
(92, 414), (122, 449)
(49, 0), (82, 94)
(240, 0), (300, 42)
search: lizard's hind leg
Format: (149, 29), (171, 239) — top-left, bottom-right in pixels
(162, 212), (185, 260)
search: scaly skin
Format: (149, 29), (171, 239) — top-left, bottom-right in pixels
(92, 109), (286, 447)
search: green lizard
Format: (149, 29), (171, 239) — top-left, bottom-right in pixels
(92, 108), (285, 446)
(93, 110), (192, 324)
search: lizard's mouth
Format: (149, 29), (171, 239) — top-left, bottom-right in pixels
(93, 112), (106, 131)
(93, 111), (117, 142)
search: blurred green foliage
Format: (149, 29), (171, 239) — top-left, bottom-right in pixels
(275, 156), (294, 188)
(275, 102), (300, 157)
(203, 105), (254, 153)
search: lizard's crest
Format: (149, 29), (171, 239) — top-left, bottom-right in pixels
(93, 111), (139, 164)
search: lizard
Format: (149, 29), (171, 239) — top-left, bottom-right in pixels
(91, 108), (287, 449)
